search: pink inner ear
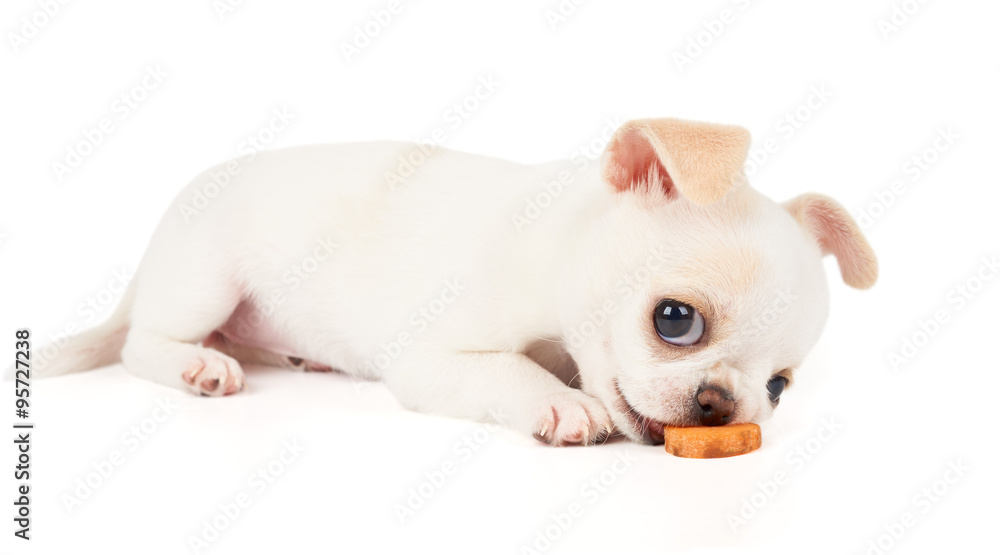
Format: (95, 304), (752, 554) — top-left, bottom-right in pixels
(604, 130), (674, 195)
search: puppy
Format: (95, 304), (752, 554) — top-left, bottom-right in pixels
(36, 118), (877, 446)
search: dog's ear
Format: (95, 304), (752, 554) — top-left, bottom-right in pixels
(784, 193), (878, 289)
(601, 118), (751, 205)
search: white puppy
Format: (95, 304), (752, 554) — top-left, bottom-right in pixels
(37, 118), (877, 446)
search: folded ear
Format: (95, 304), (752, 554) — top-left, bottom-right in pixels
(784, 193), (878, 289)
(601, 118), (751, 205)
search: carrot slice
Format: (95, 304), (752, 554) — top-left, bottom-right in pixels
(663, 423), (762, 458)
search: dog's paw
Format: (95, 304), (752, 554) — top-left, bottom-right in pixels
(181, 352), (246, 397)
(286, 356), (334, 373)
(531, 390), (612, 446)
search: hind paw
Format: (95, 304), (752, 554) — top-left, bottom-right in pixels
(287, 356), (334, 373)
(181, 352), (246, 396)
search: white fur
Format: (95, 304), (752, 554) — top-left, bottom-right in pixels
(35, 122), (871, 446)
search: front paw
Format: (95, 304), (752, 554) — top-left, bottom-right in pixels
(530, 390), (613, 446)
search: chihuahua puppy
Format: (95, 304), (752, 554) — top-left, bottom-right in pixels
(35, 118), (876, 445)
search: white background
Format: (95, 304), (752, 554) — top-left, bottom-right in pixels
(2, 1), (999, 554)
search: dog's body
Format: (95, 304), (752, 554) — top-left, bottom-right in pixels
(36, 118), (877, 445)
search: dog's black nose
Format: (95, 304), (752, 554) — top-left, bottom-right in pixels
(695, 385), (735, 426)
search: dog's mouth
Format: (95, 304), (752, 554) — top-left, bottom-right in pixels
(614, 380), (665, 445)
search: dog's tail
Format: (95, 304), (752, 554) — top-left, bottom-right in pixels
(15, 281), (136, 380)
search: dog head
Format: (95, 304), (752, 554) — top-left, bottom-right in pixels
(561, 118), (877, 443)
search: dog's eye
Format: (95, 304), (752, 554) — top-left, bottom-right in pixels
(653, 299), (704, 346)
(767, 376), (788, 404)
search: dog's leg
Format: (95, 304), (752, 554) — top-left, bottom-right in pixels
(120, 251), (247, 396)
(385, 352), (612, 446)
